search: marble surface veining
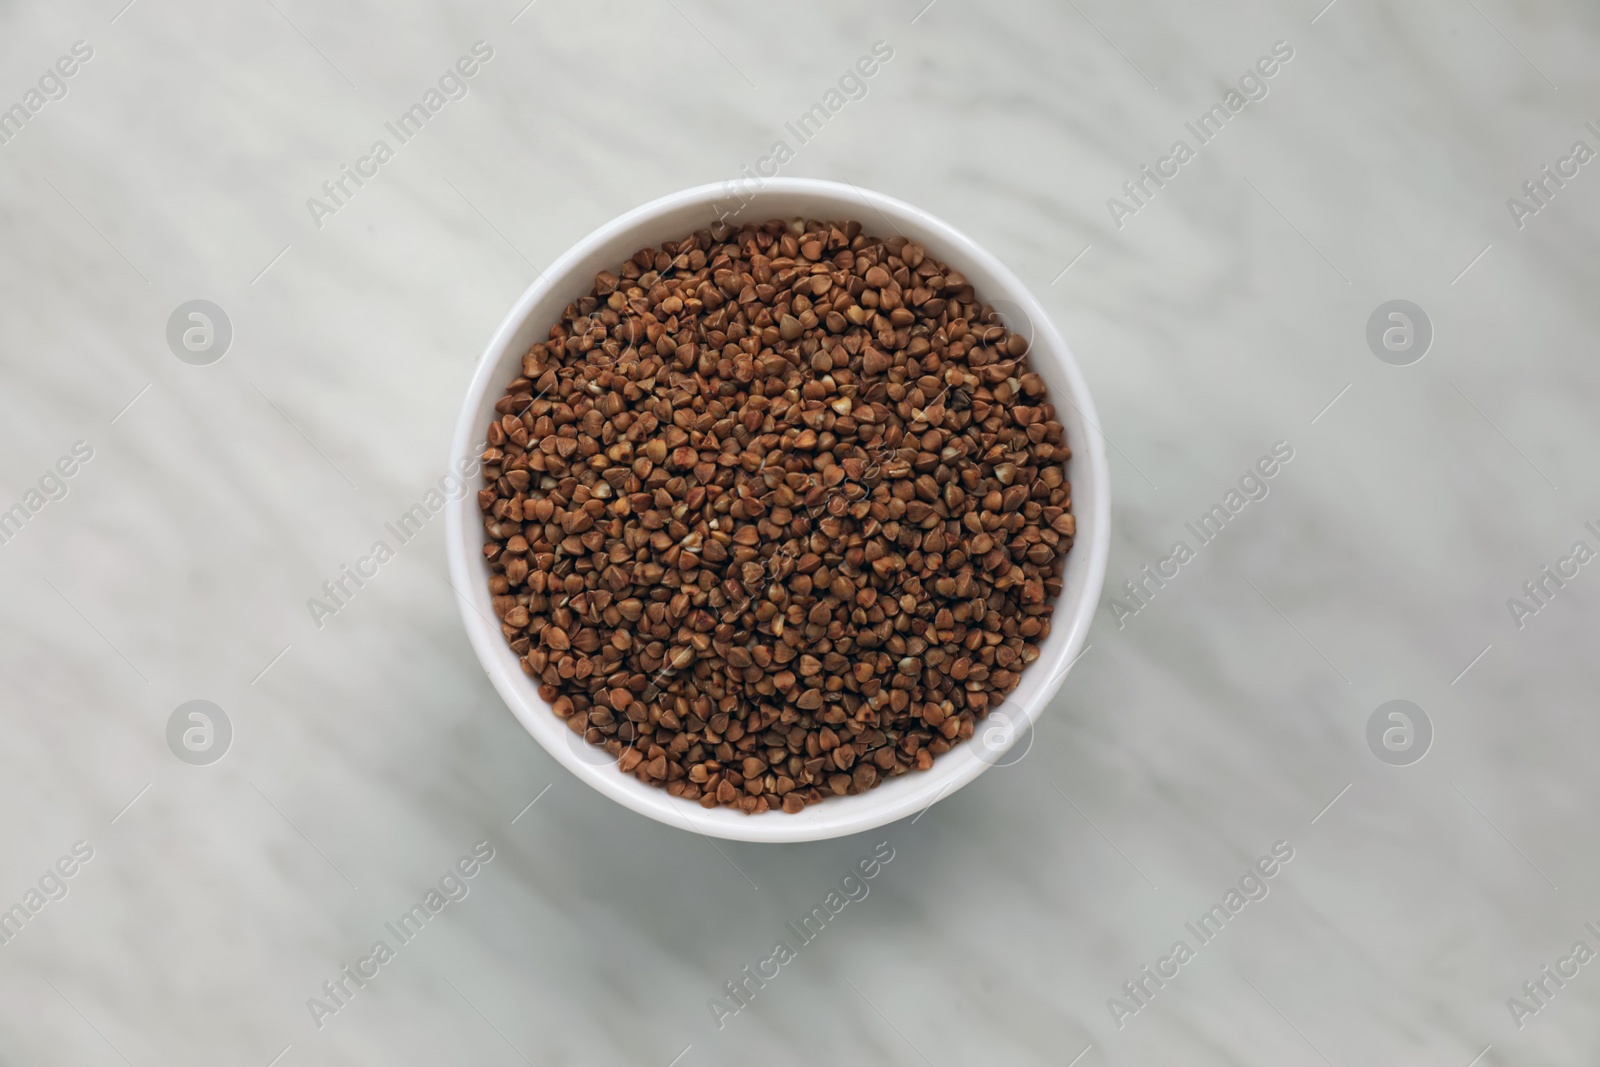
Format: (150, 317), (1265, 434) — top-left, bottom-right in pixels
(1, 0), (1598, 1064)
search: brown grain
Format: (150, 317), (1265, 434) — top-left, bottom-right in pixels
(480, 217), (1073, 814)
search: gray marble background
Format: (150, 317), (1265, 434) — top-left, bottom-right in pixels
(2, 0), (1597, 1063)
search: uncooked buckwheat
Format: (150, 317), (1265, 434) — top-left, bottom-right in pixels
(479, 217), (1073, 814)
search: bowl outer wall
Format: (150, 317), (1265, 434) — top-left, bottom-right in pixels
(445, 178), (1109, 843)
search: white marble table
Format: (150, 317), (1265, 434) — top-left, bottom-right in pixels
(2, 1), (1597, 1063)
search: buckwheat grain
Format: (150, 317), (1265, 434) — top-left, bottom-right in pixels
(480, 218), (1073, 813)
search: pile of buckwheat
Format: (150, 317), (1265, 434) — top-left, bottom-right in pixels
(479, 217), (1073, 813)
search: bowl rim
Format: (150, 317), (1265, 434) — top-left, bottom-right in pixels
(445, 177), (1110, 843)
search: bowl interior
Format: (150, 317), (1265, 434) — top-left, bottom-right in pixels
(446, 179), (1109, 842)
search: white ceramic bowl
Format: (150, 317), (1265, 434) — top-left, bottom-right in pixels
(446, 179), (1109, 843)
